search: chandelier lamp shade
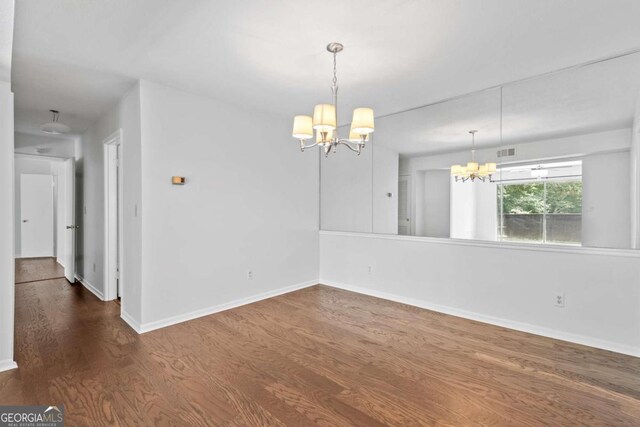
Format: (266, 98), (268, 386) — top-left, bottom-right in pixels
(450, 130), (497, 182)
(292, 43), (375, 156)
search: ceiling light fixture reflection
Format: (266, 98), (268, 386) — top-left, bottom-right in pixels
(531, 166), (549, 179)
(450, 130), (496, 182)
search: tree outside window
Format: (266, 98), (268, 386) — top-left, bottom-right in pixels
(498, 180), (582, 244)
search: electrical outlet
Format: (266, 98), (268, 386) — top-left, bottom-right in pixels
(367, 266), (373, 274)
(554, 293), (565, 308)
(247, 270), (253, 280)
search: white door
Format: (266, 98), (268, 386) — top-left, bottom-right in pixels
(20, 174), (54, 257)
(398, 175), (412, 235)
(62, 158), (76, 282)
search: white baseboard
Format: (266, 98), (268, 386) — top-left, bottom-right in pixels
(0, 359), (18, 372)
(56, 257), (65, 269)
(136, 279), (319, 334)
(321, 281), (640, 358)
(74, 274), (105, 301)
(120, 310), (142, 333)
(15, 254), (55, 259)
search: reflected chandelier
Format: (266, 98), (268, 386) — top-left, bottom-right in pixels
(450, 130), (497, 182)
(291, 43), (375, 157)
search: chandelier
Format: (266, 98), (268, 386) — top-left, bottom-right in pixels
(291, 43), (375, 156)
(450, 130), (497, 182)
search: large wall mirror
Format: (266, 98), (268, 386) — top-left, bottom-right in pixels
(320, 51), (640, 250)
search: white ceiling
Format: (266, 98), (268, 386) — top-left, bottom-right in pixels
(0, 0), (14, 82)
(376, 51), (640, 156)
(12, 0), (640, 137)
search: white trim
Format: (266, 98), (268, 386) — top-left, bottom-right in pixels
(74, 274), (105, 301)
(14, 153), (69, 163)
(120, 310), (142, 333)
(56, 257), (65, 269)
(136, 280), (318, 334)
(321, 281), (640, 358)
(319, 230), (640, 258)
(0, 359), (18, 372)
(103, 129), (124, 302)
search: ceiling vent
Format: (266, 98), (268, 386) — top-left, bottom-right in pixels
(497, 147), (516, 158)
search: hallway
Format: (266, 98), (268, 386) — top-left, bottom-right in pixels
(15, 257), (65, 284)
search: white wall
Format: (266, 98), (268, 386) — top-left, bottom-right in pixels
(450, 178), (476, 239)
(473, 181), (498, 241)
(0, 81), (15, 370)
(319, 231), (640, 356)
(76, 83), (142, 320)
(321, 141), (373, 232)
(418, 170), (450, 237)
(583, 151), (631, 248)
(631, 92), (640, 248)
(14, 132), (75, 158)
(0, 1), (16, 371)
(76, 114), (107, 292)
(321, 142), (398, 234)
(137, 80), (319, 328)
(372, 145), (399, 234)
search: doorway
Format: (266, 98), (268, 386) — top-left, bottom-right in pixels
(15, 155), (76, 284)
(103, 130), (123, 300)
(398, 175), (412, 235)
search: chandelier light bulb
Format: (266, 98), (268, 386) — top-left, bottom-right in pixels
(316, 128), (334, 143)
(349, 123), (369, 142)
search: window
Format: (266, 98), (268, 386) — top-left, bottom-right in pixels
(497, 179), (582, 245)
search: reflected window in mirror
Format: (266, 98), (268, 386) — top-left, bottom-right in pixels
(496, 161), (582, 246)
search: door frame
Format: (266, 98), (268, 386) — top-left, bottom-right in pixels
(14, 153), (67, 260)
(103, 129), (123, 301)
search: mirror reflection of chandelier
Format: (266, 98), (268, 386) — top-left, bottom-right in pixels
(450, 130), (497, 182)
(291, 43), (375, 157)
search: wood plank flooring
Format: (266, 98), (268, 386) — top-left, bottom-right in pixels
(15, 257), (65, 283)
(2, 259), (640, 425)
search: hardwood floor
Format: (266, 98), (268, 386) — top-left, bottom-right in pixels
(2, 261), (640, 425)
(15, 257), (65, 283)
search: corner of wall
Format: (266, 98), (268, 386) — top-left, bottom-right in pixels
(0, 82), (15, 365)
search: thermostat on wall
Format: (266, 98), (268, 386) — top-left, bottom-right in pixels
(172, 176), (186, 185)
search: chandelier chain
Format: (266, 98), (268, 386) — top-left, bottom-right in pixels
(470, 130), (477, 161)
(332, 52), (338, 88)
